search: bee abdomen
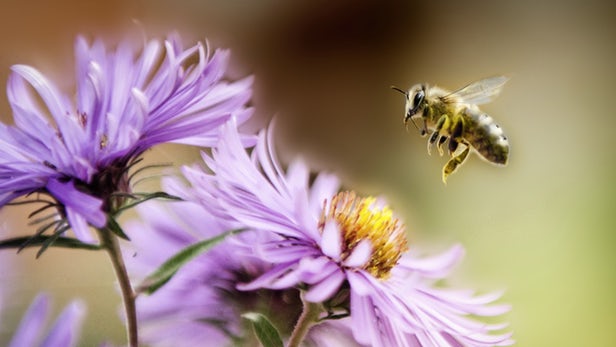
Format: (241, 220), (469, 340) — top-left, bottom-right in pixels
(465, 111), (509, 165)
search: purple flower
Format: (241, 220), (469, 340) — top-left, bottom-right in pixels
(124, 198), (247, 346)
(180, 122), (513, 347)
(0, 33), (253, 242)
(5, 293), (85, 347)
(123, 178), (358, 346)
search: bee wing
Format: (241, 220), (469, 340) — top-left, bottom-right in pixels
(442, 76), (509, 105)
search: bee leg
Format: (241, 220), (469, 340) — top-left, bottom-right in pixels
(422, 120), (428, 137)
(442, 146), (470, 184)
(437, 135), (448, 156)
(427, 131), (439, 155)
(448, 118), (464, 155)
(427, 115), (448, 155)
(449, 138), (460, 154)
(418, 118), (429, 137)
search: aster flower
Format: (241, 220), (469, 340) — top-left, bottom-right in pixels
(5, 293), (85, 347)
(123, 178), (359, 347)
(179, 122), (513, 347)
(0, 33), (253, 242)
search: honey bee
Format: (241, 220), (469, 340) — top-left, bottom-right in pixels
(392, 76), (509, 183)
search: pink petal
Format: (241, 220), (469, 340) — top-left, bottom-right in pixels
(344, 239), (372, 268)
(304, 270), (345, 302)
(320, 220), (342, 259)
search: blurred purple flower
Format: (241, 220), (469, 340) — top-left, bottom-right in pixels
(178, 122), (513, 347)
(0, 33), (253, 242)
(6, 293), (85, 347)
(124, 178), (358, 346)
(124, 198), (248, 346)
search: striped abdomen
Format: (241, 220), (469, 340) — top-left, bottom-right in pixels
(463, 108), (509, 165)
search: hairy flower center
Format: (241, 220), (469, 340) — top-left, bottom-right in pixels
(319, 191), (408, 279)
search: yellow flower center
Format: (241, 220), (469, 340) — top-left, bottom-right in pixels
(319, 191), (408, 279)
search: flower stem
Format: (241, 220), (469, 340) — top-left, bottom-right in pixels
(287, 293), (322, 347)
(98, 227), (138, 347)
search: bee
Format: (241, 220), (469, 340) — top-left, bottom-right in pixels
(392, 76), (509, 183)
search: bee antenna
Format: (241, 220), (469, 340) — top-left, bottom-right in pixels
(390, 86), (407, 95)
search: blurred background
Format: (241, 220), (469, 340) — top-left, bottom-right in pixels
(0, 0), (614, 345)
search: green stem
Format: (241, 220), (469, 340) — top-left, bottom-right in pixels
(98, 227), (138, 347)
(287, 293), (322, 347)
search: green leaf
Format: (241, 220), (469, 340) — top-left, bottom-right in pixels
(36, 225), (72, 258)
(6, 198), (54, 206)
(136, 228), (244, 295)
(115, 191), (182, 215)
(27, 203), (56, 219)
(128, 162), (172, 183)
(242, 312), (284, 347)
(0, 236), (102, 252)
(106, 217), (131, 241)
(27, 213), (58, 226)
(17, 219), (63, 251)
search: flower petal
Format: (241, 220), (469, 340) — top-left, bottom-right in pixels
(346, 271), (378, 297)
(9, 294), (50, 347)
(65, 207), (97, 243)
(398, 244), (465, 278)
(320, 220), (342, 259)
(304, 269), (346, 302)
(40, 300), (86, 347)
(46, 179), (105, 229)
(344, 239), (372, 268)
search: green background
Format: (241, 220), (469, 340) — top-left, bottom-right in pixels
(0, 0), (614, 345)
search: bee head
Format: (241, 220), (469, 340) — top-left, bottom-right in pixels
(407, 84), (426, 119)
(391, 84), (427, 135)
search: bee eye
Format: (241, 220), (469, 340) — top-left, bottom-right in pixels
(408, 88), (425, 117)
(411, 89), (425, 112)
